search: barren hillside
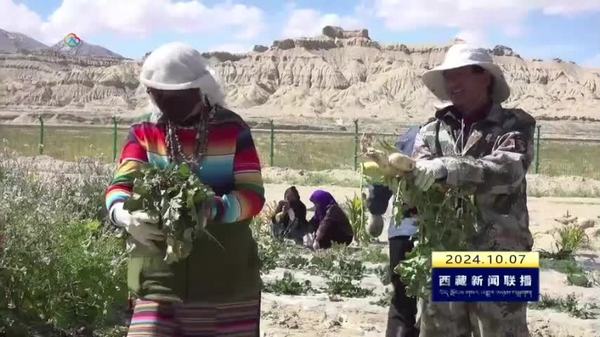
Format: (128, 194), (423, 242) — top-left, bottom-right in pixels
(1, 26), (599, 133)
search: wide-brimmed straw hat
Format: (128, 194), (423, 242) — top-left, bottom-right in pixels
(422, 44), (510, 103)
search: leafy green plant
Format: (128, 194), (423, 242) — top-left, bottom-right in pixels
(279, 254), (310, 269)
(336, 259), (366, 281)
(539, 258), (592, 287)
(530, 293), (599, 319)
(540, 258), (583, 274)
(324, 276), (373, 298)
(257, 236), (283, 274)
(345, 194), (370, 245)
(540, 212), (589, 260)
(374, 264), (391, 286)
(263, 272), (313, 295)
(0, 155), (128, 336)
(251, 200), (277, 240)
(0, 217), (127, 330)
(566, 273), (593, 287)
(360, 245), (388, 264)
(370, 288), (393, 307)
(1, 212), (127, 334)
(124, 163), (215, 263)
(308, 251), (336, 275)
(307, 244), (363, 277)
(394, 181), (477, 298)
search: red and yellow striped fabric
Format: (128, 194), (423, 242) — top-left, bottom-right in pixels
(105, 109), (265, 224)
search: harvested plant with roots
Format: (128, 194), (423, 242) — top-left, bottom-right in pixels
(123, 163), (216, 264)
(361, 139), (477, 298)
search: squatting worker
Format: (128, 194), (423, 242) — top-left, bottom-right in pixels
(105, 42), (265, 337)
(411, 43), (535, 337)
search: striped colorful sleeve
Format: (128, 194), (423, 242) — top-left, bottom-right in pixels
(210, 127), (265, 224)
(105, 126), (149, 211)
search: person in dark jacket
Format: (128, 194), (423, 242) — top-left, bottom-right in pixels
(366, 126), (421, 337)
(271, 186), (309, 245)
(308, 190), (353, 249)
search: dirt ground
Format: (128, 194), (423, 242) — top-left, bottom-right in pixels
(261, 184), (600, 337)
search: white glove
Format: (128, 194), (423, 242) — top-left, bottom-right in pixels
(367, 214), (384, 237)
(413, 158), (447, 191)
(110, 202), (164, 248)
(303, 232), (315, 248)
(287, 209), (296, 222)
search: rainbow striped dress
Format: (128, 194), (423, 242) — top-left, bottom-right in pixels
(105, 107), (265, 337)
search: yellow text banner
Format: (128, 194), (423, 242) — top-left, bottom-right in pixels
(432, 252), (539, 268)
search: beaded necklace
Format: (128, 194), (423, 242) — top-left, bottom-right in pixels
(165, 98), (216, 170)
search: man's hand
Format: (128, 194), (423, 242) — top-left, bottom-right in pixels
(413, 158), (447, 191)
(367, 214), (384, 237)
(111, 202), (164, 249)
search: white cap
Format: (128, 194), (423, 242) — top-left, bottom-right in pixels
(140, 42), (225, 105)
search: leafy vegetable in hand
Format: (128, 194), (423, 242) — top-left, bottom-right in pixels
(361, 142), (477, 298)
(392, 178), (477, 298)
(123, 163), (215, 264)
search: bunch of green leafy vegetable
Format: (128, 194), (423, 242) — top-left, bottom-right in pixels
(124, 163), (215, 264)
(362, 140), (478, 299)
(393, 178), (477, 298)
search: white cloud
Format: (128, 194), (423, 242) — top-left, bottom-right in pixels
(455, 30), (488, 46)
(370, 0), (600, 45)
(540, 0), (600, 16)
(282, 8), (363, 38)
(0, 0), (44, 36)
(0, 0), (266, 44)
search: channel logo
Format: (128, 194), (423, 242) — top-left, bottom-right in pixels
(64, 33), (82, 48)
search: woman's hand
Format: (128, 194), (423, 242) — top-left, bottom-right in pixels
(275, 212), (284, 223)
(111, 202), (164, 249)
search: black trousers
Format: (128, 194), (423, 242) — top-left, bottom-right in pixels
(386, 236), (419, 337)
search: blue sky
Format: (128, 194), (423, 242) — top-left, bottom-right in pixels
(2, 0), (600, 67)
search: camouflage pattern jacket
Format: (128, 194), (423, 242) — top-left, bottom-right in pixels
(413, 104), (536, 251)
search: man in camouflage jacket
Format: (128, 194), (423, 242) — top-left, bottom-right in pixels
(411, 44), (535, 337)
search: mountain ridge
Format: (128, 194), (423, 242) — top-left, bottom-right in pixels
(0, 26), (598, 133)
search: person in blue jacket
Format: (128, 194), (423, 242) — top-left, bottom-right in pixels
(366, 125), (420, 337)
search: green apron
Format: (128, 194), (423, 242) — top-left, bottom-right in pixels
(127, 220), (260, 303)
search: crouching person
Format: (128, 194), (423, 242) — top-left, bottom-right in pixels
(308, 190), (354, 250)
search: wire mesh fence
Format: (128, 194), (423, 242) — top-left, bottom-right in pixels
(1, 119), (599, 179)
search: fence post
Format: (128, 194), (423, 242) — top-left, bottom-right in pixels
(353, 119), (359, 171)
(112, 116), (118, 162)
(269, 119), (274, 167)
(535, 125), (541, 174)
(38, 116), (44, 155)
(359, 161), (365, 243)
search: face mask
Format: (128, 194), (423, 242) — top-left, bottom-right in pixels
(149, 89), (202, 125)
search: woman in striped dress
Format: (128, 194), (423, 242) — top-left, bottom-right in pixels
(105, 42), (265, 337)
